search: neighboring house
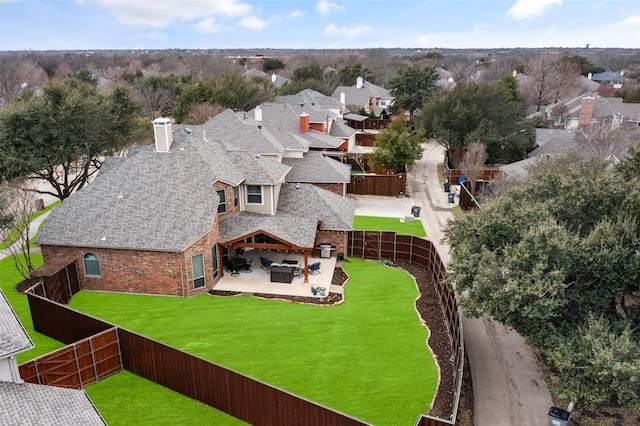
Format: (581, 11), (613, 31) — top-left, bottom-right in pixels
(0, 290), (105, 425)
(589, 70), (625, 88)
(332, 76), (394, 116)
(243, 68), (290, 88)
(544, 93), (640, 130)
(36, 112), (355, 297)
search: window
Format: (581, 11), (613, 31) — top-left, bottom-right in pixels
(83, 253), (101, 277)
(217, 189), (226, 214)
(192, 254), (205, 288)
(246, 185), (262, 204)
(233, 186), (239, 207)
(221, 246), (230, 262)
(212, 246), (219, 279)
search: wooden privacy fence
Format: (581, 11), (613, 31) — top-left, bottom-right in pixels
(29, 257), (80, 304)
(347, 231), (464, 426)
(24, 284), (370, 426)
(19, 328), (122, 389)
(347, 173), (407, 196)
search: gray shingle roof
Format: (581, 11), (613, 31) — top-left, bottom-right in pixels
(0, 290), (33, 358)
(529, 129), (579, 157)
(283, 152), (350, 183)
(227, 151), (290, 185)
(277, 89), (343, 108)
(37, 137), (224, 252)
(277, 183), (355, 231)
(331, 79), (391, 107)
(0, 381), (105, 425)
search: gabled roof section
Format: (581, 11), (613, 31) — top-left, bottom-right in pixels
(202, 109), (286, 156)
(277, 89), (343, 109)
(278, 184), (355, 231)
(37, 137), (223, 252)
(218, 212), (318, 249)
(0, 381), (106, 425)
(332, 79), (391, 107)
(226, 151), (290, 185)
(0, 290), (34, 358)
(283, 152), (351, 183)
(329, 120), (356, 138)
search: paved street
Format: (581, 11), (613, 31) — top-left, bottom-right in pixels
(356, 139), (553, 426)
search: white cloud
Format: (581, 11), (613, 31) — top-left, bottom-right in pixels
(238, 15), (268, 30)
(317, 0), (344, 15)
(325, 23), (371, 38)
(194, 17), (221, 34)
(84, 0), (253, 27)
(506, 0), (561, 20)
(139, 31), (168, 41)
(289, 9), (304, 19)
(618, 14), (640, 26)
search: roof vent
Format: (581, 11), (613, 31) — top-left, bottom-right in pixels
(153, 118), (173, 153)
(185, 128), (193, 135)
(295, 183), (301, 189)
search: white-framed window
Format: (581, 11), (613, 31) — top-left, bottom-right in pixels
(217, 189), (226, 214)
(246, 185), (262, 204)
(83, 253), (101, 277)
(192, 254), (205, 288)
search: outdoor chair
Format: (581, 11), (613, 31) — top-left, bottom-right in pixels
(260, 257), (273, 270)
(308, 262), (321, 275)
(242, 258), (253, 273)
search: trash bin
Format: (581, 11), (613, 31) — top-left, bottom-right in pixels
(444, 181), (451, 192)
(548, 406), (571, 426)
(448, 192), (455, 203)
(411, 206), (421, 217)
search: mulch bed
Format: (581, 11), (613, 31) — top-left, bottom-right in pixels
(208, 262), (474, 424)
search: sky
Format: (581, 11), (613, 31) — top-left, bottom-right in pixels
(1, 0), (639, 51)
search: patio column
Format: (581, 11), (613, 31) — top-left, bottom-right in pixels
(303, 250), (309, 283)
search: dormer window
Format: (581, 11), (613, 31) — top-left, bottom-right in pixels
(247, 185), (263, 204)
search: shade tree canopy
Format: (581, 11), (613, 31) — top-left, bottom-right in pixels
(388, 64), (439, 120)
(445, 153), (640, 409)
(368, 119), (424, 173)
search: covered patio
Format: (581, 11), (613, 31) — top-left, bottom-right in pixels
(213, 249), (338, 298)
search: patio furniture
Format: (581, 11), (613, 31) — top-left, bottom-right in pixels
(308, 262), (321, 275)
(282, 259), (298, 265)
(227, 258), (246, 277)
(260, 257), (273, 270)
(242, 258), (253, 273)
(270, 265), (293, 283)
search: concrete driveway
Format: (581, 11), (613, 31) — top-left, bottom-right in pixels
(353, 140), (553, 426)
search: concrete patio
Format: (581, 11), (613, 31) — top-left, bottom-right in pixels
(211, 249), (338, 298)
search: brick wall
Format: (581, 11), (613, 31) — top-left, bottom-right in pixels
(578, 96), (595, 128)
(40, 223), (221, 297)
(314, 230), (348, 258)
(313, 183), (346, 196)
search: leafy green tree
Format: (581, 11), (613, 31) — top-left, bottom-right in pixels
(613, 87), (640, 103)
(277, 79), (330, 96)
(0, 79), (140, 201)
(388, 64), (439, 119)
(445, 153), (640, 408)
(420, 81), (534, 165)
(563, 55), (605, 76)
(337, 63), (374, 86)
(262, 58), (285, 73)
(368, 119), (424, 172)
(0, 181), (13, 231)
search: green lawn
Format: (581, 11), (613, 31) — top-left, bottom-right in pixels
(354, 215), (426, 237)
(0, 255), (66, 362)
(85, 371), (246, 425)
(1, 201), (61, 250)
(69, 258), (437, 425)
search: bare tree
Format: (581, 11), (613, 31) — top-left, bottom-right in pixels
(574, 121), (640, 159)
(458, 142), (488, 195)
(0, 182), (37, 280)
(520, 53), (580, 112)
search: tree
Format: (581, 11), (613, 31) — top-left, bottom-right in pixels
(458, 143), (488, 194)
(574, 121), (640, 159)
(0, 78), (140, 201)
(262, 58), (285, 73)
(445, 154), (640, 408)
(563, 55), (605, 76)
(388, 64), (439, 119)
(0, 182), (37, 280)
(420, 81), (534, 165)
(0, 181), (14, 231)
(368, 119), (424, 172)
(520, 53), (581, 112)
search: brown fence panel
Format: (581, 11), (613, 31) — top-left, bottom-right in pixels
(347, 174), (406, 196)
(118, 329), (369, 426)
(26, 285), (113, 344)
(347, 231), (464, 425)
(19, 328), (122, 389)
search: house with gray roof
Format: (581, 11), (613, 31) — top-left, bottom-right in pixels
(0, 290), (105, 425)
(332, 76), (394, 117)
(36, 113), (355, 297)
(544, 92), (640, 130)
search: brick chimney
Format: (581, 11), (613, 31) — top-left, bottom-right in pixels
(578, 96), (595, 128)
(153, 118), (173, 152)
(299, 112), (309, 133)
